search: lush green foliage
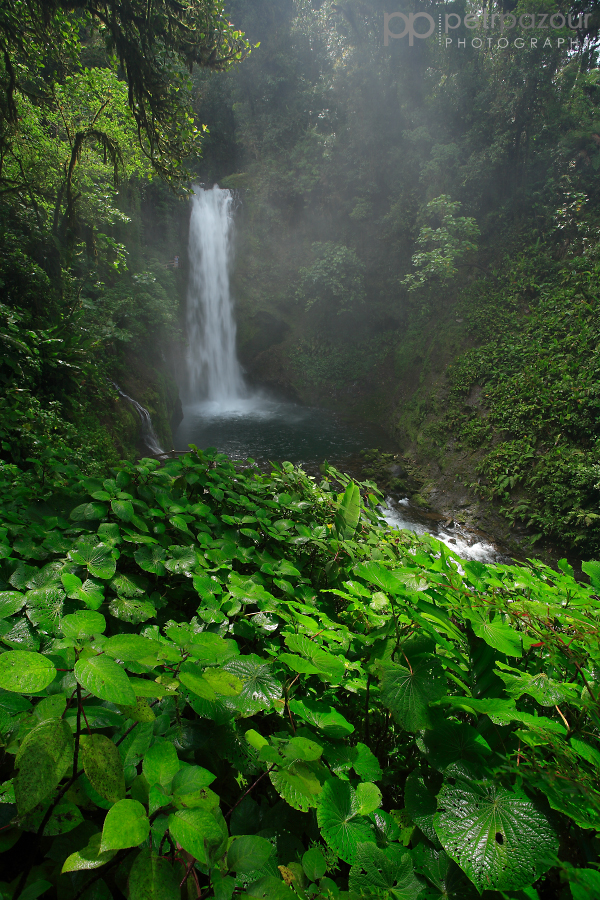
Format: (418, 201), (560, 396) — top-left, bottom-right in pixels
(0, 451), (598, 899)
(440, 212), (600, 553)
(401, 197), (480, 293)
(296, 244), (366, 318)
(0, 0), (250, 180)
(0, 0), (250, 469)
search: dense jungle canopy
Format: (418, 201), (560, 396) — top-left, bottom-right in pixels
(2, 2), (600, 900)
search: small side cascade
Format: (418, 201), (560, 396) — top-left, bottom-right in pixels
(113, 383), (165, 456)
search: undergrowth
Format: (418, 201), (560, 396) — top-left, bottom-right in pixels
(0, 451), (598, 899)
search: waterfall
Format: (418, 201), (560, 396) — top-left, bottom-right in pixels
(185, 185), (245, 405)
(113, 384), (165, 456)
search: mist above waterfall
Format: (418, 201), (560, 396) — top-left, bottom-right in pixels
(184, 185), (246, 406)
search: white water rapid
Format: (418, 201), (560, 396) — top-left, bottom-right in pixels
(185, 185), (245, 405)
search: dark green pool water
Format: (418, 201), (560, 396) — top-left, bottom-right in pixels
(174, 396), (394, 465)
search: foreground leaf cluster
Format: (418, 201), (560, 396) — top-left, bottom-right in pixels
(0, 451), (598, 899)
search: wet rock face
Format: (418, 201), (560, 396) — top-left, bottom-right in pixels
(170, 396), (183, 434)
(358, 449), (424, 498)
(245, 344), (301, 402)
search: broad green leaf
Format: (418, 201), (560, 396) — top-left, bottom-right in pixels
(128, 678), (173, 698)
(354, 562), (407, 595)
(61, 574), (105, 610)
(0, 690), (33, 716)
(169, 515), (192, 533)
(223, 655), (282, 707)
(70, 502), (107, 522)
(203, 669), (243, 696)
(283, 633), (345, 683)
(412, 845), (477, 900)
(277, 654), (319, 676)
(108, 595), (156, 623)
(187, 632), (239, 665)
(80, 734), (126, 803)
(9, 563), (37, 590)
(193, 574), (223, 599)
(434, 773), (558, 892)
(284, 736), (323, 762)
(379, 654), (446, 732)
(15, 717), (73, 815)
(372, 809), (401, 846)
(25, 798), (83, 837)
(539, 771), (600, 830)
(172, 766), (217, 808)
(243, 876), (292, 899)
(62, 833), (116, 873)
(570, 737), (600, 771)
(270, 760), (324, 811)
(98, 521), (122, 543)
(128, 849), (180, 900)
(61, 610), (106, 640)
(404, 771), (439, 845)
(569, 867), (600, 900)
(0, 592), (25, 618)
(179, 661), (220, 699)
(227, 835), (273, 873)
(317, 778), (375, 864)
(419, 718), (491, 771)
(75, 655), (137, 705)
(142, 741), (180, 787)
(582, 560), (600, 588)
(212, 873), (236, 900)
(25, 586), (65, 634)
(444, 697), (566, 734)
(324, 742), (382, 782)
(168, 807), (226, 865)
(339, 483), (361, 533)
(165, 546), (198, 574)
(181, 664), (243, 700)
(134, 546), (167, 575)
(100, 799), (149, 851)
(111, 499), (135, 521)
(495, 666), (578, 707)
(34, 693), (67, 722)
(349, 843), (421, 899)
(116, 698), (156, 722)
(69, 543), (116, 580)
(110, 573), (147, 597)
(288, 698), (354, 739)
(0, 650), (55, 693)
(466, 611), (523, 657)
(119, 722), (154, 766)
(102, 634), (162, 662)
(355, 782), (382, 816)
(1, 618), (40, 651)
(302, 848), (326, 882)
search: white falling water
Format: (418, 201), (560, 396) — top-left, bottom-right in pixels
(185, 185), (245, 405)
(112, 384), (165, 456)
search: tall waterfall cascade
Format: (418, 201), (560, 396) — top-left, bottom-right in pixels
(185, 185), (245, 405)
